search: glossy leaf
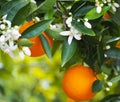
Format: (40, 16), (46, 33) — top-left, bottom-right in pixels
(110, 75), (120, 84)
(74, 6), (94, 18)
(61, 39), (77, 67)
(40, 34), (52, 59)
(2, 0), (29, 22)
(17, 38), (34, 47)
(106, 37), (120, 43)
(28, 0), (56, 17)
(85, 6), (110, 20)
(1, 0), (22, 15)
(105, 48), (120, 59)
(72, 20), (95, 36)
(45, 29), (64, 40)
(12, 3), (31, 26)
(21, 19), (53, 38)
(92, 80), (103, 93)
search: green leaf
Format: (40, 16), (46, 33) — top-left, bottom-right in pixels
(74, 6), (94, 18)
(44, 9), (54, 19)
(101, 94), (120, 102)
(2, 0), (29, 22)
(72, 20), (95, 36)
(40, 34), (52, 59)
(17, 38), (34, 47)
(85, 6), (110, 20)
(12, 3), (31, 26)
(21, 19), (53, 38)
(97, 42), (104, 68)
(110, 75), (120, 84)
(61, 39), (77, 67)
(28, 0), (56, 17)
(1, 0), (22, 15)
(45, 29), (64, 40)
(110, 8), (120, 26)
(106, 37), (120, 43)
(92, 80), (103, 93)
(105, 48), (120, 59)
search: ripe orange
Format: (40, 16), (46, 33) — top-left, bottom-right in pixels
(103, 13), (110, 19)
(116, 40), (120, 48)
(19, 21), (53, 57)
(62, 65), (97, 101)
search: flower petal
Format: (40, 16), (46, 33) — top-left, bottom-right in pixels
(60, 31), (71, 36)
(74, 33), (82, 40)
(96, 6), (102, 13)
(84, 21), (92, 29)
(68, 35), (73, 45)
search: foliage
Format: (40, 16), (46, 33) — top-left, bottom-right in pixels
(0, 0), (120, 102)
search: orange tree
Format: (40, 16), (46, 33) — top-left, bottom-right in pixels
(0, 0), (120, 101)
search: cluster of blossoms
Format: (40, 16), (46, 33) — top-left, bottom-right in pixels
(95, 0), (120, 13)
(0, 15), (31, 58)
(60, 16), (92, 45)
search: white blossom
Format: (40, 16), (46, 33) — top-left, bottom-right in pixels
(0, 15), (21, 58)
(84, 18), (92, 29)
(66, 17), (72, 27)
(96, 5), (102, 13)
(105, 87), (110, 91)
(60, 26), (82, 45)
(22, 47), (31, 56)
(107, 82), (113, 86)
(0, 24), (6, 30)
(113, 2), (120, 8)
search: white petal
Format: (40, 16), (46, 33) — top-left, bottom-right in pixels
(84, 21), (92, 29)
(66, 17), (72, 27)
(113, 2), (119, 8)
(0, 24), (6, 30)
(2, 15), (7, 19)
(73, 33), (82, 40)
(96, 6), (102, 13)
(111, 5), (116, 12)
(60, 31), (71, 36)
(68, 35), (73, 45)
(19, 51), (25, 60)
(22, 47), (31, 56)
(0, 35), (5, 42)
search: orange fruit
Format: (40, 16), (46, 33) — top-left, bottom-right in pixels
(66, 98), (75, 102)
(103, 13), (110, 19)
(62, 65), (97, 101)
(116, 40), (120, 48)
(19, 21), (53, 57)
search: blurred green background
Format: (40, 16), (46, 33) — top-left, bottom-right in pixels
(0, 49), (120, 102)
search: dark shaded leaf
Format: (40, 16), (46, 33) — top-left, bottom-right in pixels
(1, 0), (29, 22)
(105, 48), (120, 59)
(40, 34), (52, 59)
(28, 0), (56, 17)
(72, 20), (95, 36)
(74, 6), (94, 18)
(12, 3), (31, 26)
(92, 80), (103, 93)
(61, 39), (77, 67)
(21, 19), (53, 38)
